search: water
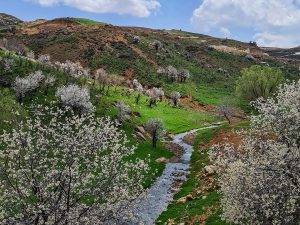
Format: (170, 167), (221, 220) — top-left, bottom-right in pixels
(130, 126), (218, 225)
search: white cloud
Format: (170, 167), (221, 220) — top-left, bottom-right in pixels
(191, 0), (300, 47)
(219, 27), (231, 37)
(30, 0), (160, 17)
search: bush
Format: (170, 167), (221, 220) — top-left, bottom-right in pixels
(236, 65), (284, 101)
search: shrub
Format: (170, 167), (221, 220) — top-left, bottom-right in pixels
(236, 65), (284, 101)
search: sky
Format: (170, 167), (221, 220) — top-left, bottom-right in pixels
(1, 0), (300, 48)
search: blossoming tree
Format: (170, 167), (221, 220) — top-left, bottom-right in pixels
(210, 80), (300, 225)
(0, 105), (149, 224)
(55, 84), (94, 113)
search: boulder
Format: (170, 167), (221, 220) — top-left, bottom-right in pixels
(136, 132), (146, 142)
(176, 194), (193, 204)
(167, 133), (175, 140)
(155, 157), (169, 164)
(132, 111), (142, 117)
(135, 125), (145, 134)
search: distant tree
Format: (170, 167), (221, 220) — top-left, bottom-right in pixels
(145, 119), (165, 148)
(157, 67), (166, 75)
(210, 80), (300, 225)
(178, 69), (190, 82)
(135, 84), (143, 104)
(115, 101), (131, 124)
(236, 65), (284, 101)
(13, 71), (45, 103)
(56, 60), (90, 79)
(2, 58), (15, 72)
(26, 50), (35, 60)
(145, 87), (164, 107)
(38, 54), (51, 65)
(132, 79), (143, 104)
(55, 84), (94, 113)
(95, 68), (109, 92)
(133, 36), (140, 44)
(165, 65), (178, 82)
(0, 105), (148, 224)
(216, 97), (237, 124)
(152, 40), (162, 51)
(170, 91), (181, 107)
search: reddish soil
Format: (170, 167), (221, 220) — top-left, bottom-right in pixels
(180, 96), (215, 112)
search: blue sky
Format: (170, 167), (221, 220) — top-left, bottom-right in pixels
(2, 0), (300, 48)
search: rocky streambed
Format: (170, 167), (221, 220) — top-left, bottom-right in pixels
(130, 125), (219, 225)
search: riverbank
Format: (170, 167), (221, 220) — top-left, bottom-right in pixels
(129, 126), (219, 224)
(156, 123), (247, 224)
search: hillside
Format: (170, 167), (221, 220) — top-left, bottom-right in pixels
(0, 13), (22, 27)
(0, 14), (300, 225)
(1, 15), (299, 106)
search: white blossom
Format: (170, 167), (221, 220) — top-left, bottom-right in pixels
(0, 105), (149, 224)
(145, 87), (164, 107)
(56, 60), (90, 79)
(170, 91), (181, 107)
(13, 70), (45, 102)
(55, 84), (94, 113)
(145, 119), (165, 148)
(115, 101), (131, 123)
(210, 80), (300, 225)
(38, 54), (51, 65)
(2, 58), (15, 72)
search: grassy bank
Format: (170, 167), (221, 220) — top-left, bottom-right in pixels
(157, 126), (226, 224)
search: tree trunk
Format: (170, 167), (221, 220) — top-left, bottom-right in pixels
(152, 131), (157, 148)
(174, 99), (177, 107)
(224, 112), (231, 124)
(136, 93), (141, 104)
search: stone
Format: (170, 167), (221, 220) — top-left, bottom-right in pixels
(155, 157), (169, 163)
(132, 111), (142, 117)
(176, 194), (193, 204)
(136, 132), (146, 142)
(135, 125), (145, 134)
(176, 197), (187, 204)
(167, 133), (175, 140)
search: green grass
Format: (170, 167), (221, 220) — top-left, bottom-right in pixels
(71, 18), (108, 26)
(156, 127), (227, 224)
(97, 87), (219, 134)
(0, 50), (220, 194)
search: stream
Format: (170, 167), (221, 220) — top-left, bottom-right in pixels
(129, 125), (219, 225)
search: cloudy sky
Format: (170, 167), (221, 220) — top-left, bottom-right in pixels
(1, 0), (300, 48)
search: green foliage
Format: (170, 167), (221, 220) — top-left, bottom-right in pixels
(0, 88), (26, 131)
(236, 65), (284, 101)
(157, 127), (225, 224)
(72, 18), (108, 26)
(97, 88), (218, 133)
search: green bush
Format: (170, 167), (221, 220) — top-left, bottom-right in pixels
(236, 65), (284, 101)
